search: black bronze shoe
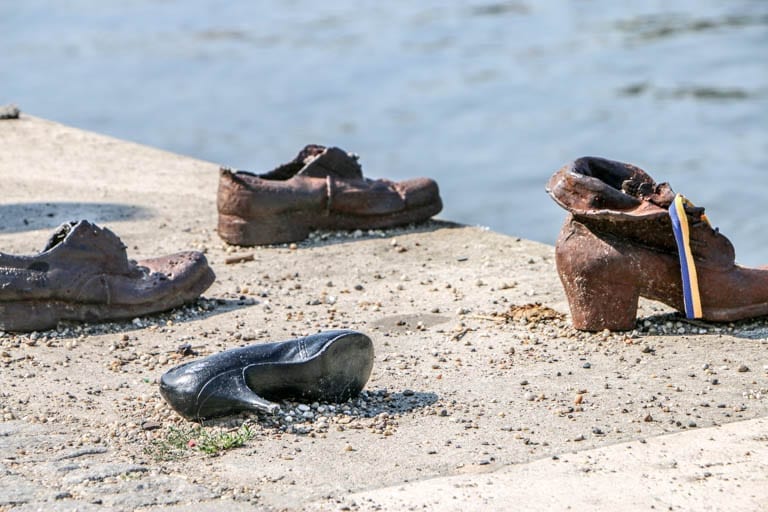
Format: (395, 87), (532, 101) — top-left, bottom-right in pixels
(159, 330), (375, 421)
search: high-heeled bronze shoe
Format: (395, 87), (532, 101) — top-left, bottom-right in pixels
(160, 330), (374, 421)
(547, 157), (768, 331)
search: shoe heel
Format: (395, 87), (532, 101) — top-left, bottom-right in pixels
(318, 332), (375, 401)
(556, 224), (640, 331)
(218, 213), (310, 246)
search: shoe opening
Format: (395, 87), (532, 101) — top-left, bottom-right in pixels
(572, 157), (653, 195)
(258, 144), (329, 181)
(42, 221), (78, 252)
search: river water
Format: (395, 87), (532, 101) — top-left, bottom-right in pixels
(4, 1), (767, 263)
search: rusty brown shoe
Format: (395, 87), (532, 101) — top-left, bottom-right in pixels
(0, 220), (216, 332)
(217, 145), (443, 245)
(547, 157), (768, 331)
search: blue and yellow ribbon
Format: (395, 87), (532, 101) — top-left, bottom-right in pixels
(668, 194), (703, 318)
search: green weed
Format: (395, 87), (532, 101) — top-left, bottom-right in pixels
(145, 423), (255, 461)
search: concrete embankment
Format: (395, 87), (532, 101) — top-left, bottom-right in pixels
(0, 115), (766, 511)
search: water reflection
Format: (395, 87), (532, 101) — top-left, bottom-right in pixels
(469, 2), (530, 17)
(619, 83), (755, 100)
(616, 12), (768, 41)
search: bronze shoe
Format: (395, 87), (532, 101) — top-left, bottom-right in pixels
(160, 330), (374, 421)
(0, 220), (215, 332)
(217, 144), (442, 245)
(547, 157), (768, 331)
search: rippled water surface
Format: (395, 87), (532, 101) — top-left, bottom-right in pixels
(4, 1), (767, 263)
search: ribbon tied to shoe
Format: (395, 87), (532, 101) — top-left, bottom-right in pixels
(668, 193), (709, 319)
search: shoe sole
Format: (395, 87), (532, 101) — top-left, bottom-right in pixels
(218, 200), (442, 246)
(0, 267), (215, 332)
(243, 331), (375, 404)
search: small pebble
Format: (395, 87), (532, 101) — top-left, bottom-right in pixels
(140, 420), (161, 431)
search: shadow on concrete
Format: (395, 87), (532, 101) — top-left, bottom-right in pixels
(200, 388), (440, 429)
(0, 202), (152, 234)
(637, 311), (768, 339)
(363, 389), (440, 415)
(14, 297), (252, 340)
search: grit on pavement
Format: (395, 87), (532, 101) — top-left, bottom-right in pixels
(0, 115), (766, 511)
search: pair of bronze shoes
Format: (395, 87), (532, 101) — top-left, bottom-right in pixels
(548, 157), (768, 331)
(217, 144), (443, 246)
(0, 220), (215, 332)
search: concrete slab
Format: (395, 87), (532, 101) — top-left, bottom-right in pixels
(0, 115), (766, 511)
(315, 416), (768, 511)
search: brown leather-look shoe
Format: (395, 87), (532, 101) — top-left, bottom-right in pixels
(0, 220), (216, 332)
(217, 145), (442, 246)
(547, 157), (768, 331)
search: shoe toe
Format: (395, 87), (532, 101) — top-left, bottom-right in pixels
(138, 251), (215, 296)
(396, 178), (441, 208)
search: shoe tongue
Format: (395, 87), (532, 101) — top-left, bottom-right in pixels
(620, 178), (676, 210)
(296, 146), (364, 180)
(44, 220), (133, 274)
(647, 183), (677, 208)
